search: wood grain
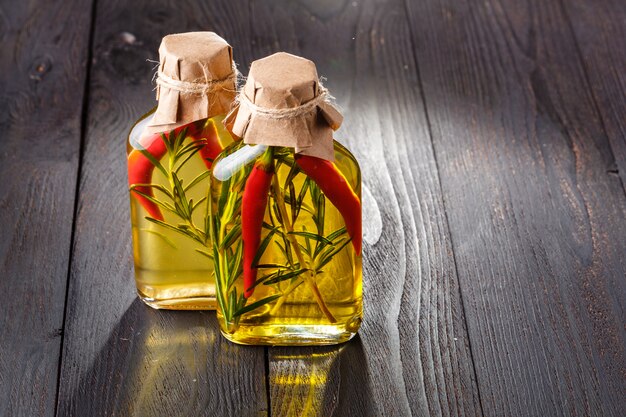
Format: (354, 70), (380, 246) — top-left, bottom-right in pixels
(404, 0), (626, 415)
(1, 0), (622, 415)
(54, 1), (268, 416)
(0, 1), (93, 416)
(562, 0), (626, 191)
(249, 1), (482, 415)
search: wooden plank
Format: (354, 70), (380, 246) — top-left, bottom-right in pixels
(562, 0), (626, 191)
(404, 0), (626, 415)
(0, 1), (93, 416)
(55, 1), (268, 416)
(249, 1), (482, 415)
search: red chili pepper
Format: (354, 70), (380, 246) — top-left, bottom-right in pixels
(128, 119), (223, 220)
(295, 154), (362, 255)
(128, 133), (167, 220)
(195, 120), (223, 170)
(241, 148), (275, 298)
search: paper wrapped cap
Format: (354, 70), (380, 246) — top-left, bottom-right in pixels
(223, 52), (343, 161)
(144, 32), (236, 136)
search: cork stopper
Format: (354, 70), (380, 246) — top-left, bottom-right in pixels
(224, 52), (343, 161)
(145, 32), (236, 136)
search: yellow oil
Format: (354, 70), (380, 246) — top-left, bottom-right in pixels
(211, 141), (362, 345)
(128, 112), (232, 309)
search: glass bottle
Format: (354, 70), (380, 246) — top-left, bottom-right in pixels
(127, 32), (235, 309)
(210, 52), (362, 345)
(210, 142), (362, 345)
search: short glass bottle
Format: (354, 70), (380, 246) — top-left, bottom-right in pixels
(210, 141), (362, 345)
(128, 110), (233, 309)
(127, 31), (236, 309)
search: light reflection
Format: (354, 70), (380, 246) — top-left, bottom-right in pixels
(269, 343), (357, 416)
(60, 300), (263, 416)
(105, 304), (224, 415)
(61, 302), (371, 416)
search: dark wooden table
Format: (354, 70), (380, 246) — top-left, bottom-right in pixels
(1, 0), (625, 416)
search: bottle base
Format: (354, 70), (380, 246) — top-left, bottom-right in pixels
(219, 322), (360, 346)
(137, 291), (217, 310)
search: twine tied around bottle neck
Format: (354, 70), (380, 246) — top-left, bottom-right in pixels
(224, 52), (344, 161)
(236, 83), (333, 120)
(155, 63), (239, 96)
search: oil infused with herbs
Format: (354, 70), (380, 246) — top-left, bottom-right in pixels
(210, 52), (362, 345)
(127, 32), (235, 309)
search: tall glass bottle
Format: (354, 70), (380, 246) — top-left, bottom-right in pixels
(127, 32), (235, 309)
(210, 53), (362, 345)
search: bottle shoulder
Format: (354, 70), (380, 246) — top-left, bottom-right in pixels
(331, 140), (361, 192)
(212, 141), (360, 191)
(127, 109), (233, 155)
(332, 139), (360, 172)
(332, 139), (357, 164)
(127, 108), (157, 153)
(213, 140), (359, 167)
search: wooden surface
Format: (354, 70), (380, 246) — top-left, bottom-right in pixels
(0, 0), (92, 415)
(0, 0), (624, 416)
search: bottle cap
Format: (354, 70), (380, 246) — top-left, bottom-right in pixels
(145, 32), (237, 136)
(224, 52), (342, 161)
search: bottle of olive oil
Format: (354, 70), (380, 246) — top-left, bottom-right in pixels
(127, 32), (235, 309)
(210, 52), (362, 345)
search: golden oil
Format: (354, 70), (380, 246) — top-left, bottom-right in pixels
(210, 141), (362, 345)
(128, 111), (232, 309)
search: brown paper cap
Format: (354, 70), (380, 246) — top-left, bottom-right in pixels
(143, 32), (236, 137)
(223, 52), (343, 161)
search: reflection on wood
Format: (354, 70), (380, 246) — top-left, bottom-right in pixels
(270, 338), (375, 416)
(58, 301), (266, 416)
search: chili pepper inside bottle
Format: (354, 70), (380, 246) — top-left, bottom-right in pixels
(127, 32), (235, 309)
(210, 52), (362, 345)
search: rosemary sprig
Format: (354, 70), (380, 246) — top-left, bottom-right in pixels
(212, 146), (354, 328)
(268, 173), (336, 322)
(134, 125), (212, 244)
